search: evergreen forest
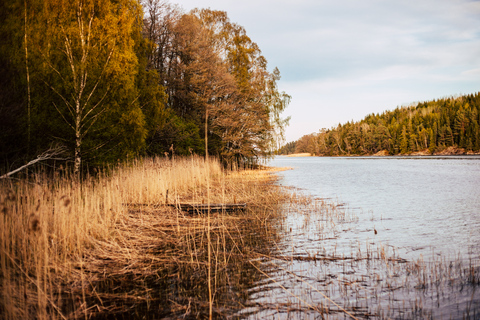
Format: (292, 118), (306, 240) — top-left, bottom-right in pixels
(0, 0), (290, 174)
(279, 93), (480, 156)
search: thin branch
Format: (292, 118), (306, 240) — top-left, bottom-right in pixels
(42, 80), (75, 117)
(52, 102), (76, 131)
(80, 107), (109, 139)
(83, 43), (116, 109)
(1, 145), (68, 179)
(83, 5), (95, 66)
(81, 85), (111, 124)
(61, 26), (78, 90)
(39, 51), (68, 85)
(42, 80), (75, 116)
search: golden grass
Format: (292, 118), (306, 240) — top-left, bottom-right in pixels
(0, 156), (288, 319)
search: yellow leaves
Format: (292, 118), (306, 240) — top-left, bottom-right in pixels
(25, 0), (153, 165)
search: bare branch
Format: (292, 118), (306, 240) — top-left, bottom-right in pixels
(42, 80), (75, 116)
(61, 26), (78, 89)
(45, 82), (74, 114)
(39, 50), (68, 85)
(80, 107), (109, 139)
(0, 145), (68, 179)
(52, 102), (76, 131)
(81, 85), (110, 124)
(83, 42), (116, 109)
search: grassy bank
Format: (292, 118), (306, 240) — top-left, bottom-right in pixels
(0, 156), (288, 319)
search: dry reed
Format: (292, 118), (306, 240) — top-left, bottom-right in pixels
(0, 156), (288, 319)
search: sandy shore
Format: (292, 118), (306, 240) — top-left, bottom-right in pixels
(285, 153), (312, 157)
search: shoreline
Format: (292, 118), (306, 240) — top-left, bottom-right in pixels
(281, 146), (480, 158)
(284, 153), (312, 157)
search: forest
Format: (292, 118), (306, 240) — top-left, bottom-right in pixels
(279, 93), (480, 156)
(0, 0), (290, 174)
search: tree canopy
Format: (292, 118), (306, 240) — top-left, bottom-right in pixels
(0, 0), (290, 174)
(143, 3), (290, 165)
(279, 93), (480, 156)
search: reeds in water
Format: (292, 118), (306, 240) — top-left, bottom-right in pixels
(0, 156), (288, 319)
(244, 188), (480, 319)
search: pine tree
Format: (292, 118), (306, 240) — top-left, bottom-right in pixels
(428, 128), (436, 153)
(400, 126), (408, 154)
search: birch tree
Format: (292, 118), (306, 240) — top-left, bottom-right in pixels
(34, 0), (145, 173)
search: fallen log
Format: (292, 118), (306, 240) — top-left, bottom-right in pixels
(168, 203), (246, 214)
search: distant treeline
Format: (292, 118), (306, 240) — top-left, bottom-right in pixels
(0, 0), (289, 174)
(279, 93), (480, 156)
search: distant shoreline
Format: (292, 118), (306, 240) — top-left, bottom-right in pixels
(375, 146), (480, 157)
(285, 153), (312, 157)
(281, 147), (480, 158)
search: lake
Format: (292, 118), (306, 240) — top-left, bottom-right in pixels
(242, 156), (480, 319)
(271, 156), (480, 260)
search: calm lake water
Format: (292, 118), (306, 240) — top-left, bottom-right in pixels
(243, 156), (480, 319)
(270, 156), (480, 260)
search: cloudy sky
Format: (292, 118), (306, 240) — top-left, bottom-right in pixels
(177, 0), (480, 142)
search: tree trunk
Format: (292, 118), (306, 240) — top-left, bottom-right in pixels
(205, 108), (208, 160)
(24, 0), (31, 156)
(74, 138), (81, 175)
(74, 103), (82, 175)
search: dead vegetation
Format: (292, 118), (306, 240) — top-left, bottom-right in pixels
(0, 156), (290, 319)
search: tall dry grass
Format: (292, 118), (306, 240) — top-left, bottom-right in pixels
(0, 156), (286, 319)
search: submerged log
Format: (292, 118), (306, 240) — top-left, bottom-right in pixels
(168, 203), (246, 214)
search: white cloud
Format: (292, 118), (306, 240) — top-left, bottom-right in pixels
(176, 0), (480, 141)
(462, 68), (480, 76)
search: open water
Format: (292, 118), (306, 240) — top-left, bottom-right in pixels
(271, 156), (480, 260)
(243, 156), (480, 319)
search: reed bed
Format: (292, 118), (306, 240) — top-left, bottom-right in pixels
(0, 156), (290, 319)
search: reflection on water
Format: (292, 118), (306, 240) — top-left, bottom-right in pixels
(239, 156), (480, 319)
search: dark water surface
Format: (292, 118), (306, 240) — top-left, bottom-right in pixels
(241, 156), (480, 319)
(271, 156), (480, 260)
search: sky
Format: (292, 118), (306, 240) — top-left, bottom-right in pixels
(176, 0), (480, 142)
